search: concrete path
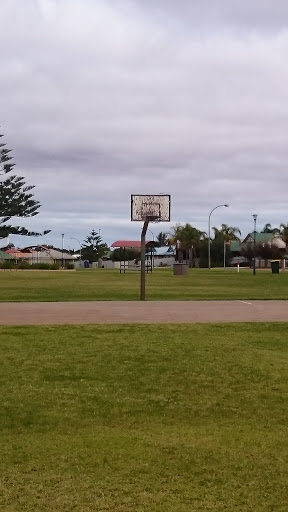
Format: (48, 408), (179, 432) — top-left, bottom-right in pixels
(0, 300), (287, 325)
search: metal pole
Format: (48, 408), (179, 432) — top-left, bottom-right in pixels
(61, 233), (64, 268)
(224, 239), (226, 269)
(140, 221), (149, 300)
(70, 237), (82, 265)
(208, 204), (229, 269)
(147, 228), (155, 268)
(208, 214), (211, 270)
(253, 214), (257, 275)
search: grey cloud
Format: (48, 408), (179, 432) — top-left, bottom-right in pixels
(1, 0), (288, 249)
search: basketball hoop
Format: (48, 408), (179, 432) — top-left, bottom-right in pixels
(145, 215), (160, 223)
(130, 194), (171, 301)
(131, 195), (170, 222)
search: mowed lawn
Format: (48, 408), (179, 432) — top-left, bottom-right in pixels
(1, 323), (288, 511)
(1, 268), (288, 301)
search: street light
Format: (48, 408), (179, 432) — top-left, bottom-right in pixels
(147, 228), (155, 268)
(252, 214), (258, 275)
(208, 204), (229, 269)
(61, 234), (64, 268)
(70, 237), (82, 265)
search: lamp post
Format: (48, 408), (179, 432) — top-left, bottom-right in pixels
(208, 204), (229, 269)
(70, 237), (82, 265)
(61, 233), (64, 268)
(147, 228), (155, 268)
(252, 214), (257, 275)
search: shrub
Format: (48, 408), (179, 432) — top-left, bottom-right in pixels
(65, 263), (75, 270)
(31, 263), (52, 270)
(17, 261), (30, 269)
(0, 261), (15, 269)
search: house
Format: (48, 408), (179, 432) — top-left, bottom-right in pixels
(4, 245), (75, 266)
(0, 250), (14, 262)
(23, 246), (75, 265)
(4, 248), (31, 261)
(230, 233), (286, 267)
(242, 232), (286, 249)
(152, 246), (176, 267)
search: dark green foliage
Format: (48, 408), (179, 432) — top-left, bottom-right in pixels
(257, 243), (284, 260)
(0, 132), (50, 239)
(241, 242), (284, 263)
(0, 261), (60, 270)
(81, 229), (108, 263)
(156, 231), (169, 247)
(280, 223), (288, 243)
(65, 263), (75, 270)
(261, 223), (280, 234)
(110, 247), (140, 261)
(170, 223), (206, 266)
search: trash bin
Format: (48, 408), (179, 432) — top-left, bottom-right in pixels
(173, 263), (189, 275)
(271, 260), (280, 274)
(84, 260), (89, 269)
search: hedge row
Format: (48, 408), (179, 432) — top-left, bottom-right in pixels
(0, 261), (75, 270)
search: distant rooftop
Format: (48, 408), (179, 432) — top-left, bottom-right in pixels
(111, 240), (153, 248)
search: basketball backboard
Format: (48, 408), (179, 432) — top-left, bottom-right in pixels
(131, 194), (171, 222)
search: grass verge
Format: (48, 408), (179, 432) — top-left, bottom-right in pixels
(1, 323), (288, 511)
(1, 267), (288, 301)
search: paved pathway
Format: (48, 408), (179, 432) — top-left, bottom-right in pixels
(0, 300), (287, 325)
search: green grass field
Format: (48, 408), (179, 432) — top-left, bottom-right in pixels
(1, 323), (287, 511)
(0, 267), (288, 301)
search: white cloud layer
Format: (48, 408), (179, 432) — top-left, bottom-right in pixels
(1, 0), (288, 247)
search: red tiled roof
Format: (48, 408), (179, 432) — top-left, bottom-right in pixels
(111, 240), (152, 248)
(5, 250), (30, 258)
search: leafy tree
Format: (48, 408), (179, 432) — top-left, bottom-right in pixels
(241, 242), (283, 266)
(241, 242), (254, 265)
(81, 229), (108, 263)
(156, 231), (169, 247)
(279, 223), (288, 244)
(257, 243), (284, 261)
(0, 132), (50, 239)
(110, 248), (140, 262)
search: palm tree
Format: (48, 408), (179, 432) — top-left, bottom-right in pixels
(261, 223), (280, 234)
(169, 223), (206, 267)
(212, 224), (241, 268)
(212, 224), (241, 243)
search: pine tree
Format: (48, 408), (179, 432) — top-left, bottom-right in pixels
(81, 229), (108, 263)
(0, 132), (50, 239)
(156, 231), (169, 247)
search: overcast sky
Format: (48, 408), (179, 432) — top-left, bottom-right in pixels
(1, 0), (288, 249)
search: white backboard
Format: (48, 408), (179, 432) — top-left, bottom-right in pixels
(131, 194), (171, 222)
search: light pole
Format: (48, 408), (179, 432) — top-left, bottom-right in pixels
(208, 204), (229, 269)
(252, 214), (257, 275)
(70, 237), (82, 265)
(147, 228), (155, 268)
(61, 233), (64, 268)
